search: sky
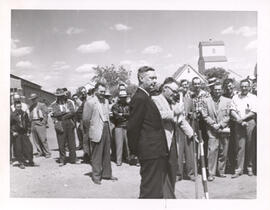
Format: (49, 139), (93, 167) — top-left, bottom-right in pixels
(11, 10), (257, 93)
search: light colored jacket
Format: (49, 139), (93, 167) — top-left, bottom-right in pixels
(201, 96), (231, 135)
(152, 94), (193, 149)
(82, 95), (111, 143)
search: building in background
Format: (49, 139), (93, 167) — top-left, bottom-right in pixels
(198, 40), (228, 74)
(10, 74), (55, 105)
(172, 64), (207, 83)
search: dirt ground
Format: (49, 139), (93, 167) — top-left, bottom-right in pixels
(10, 118), (256, 199)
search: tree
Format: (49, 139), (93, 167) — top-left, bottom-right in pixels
(203, 67), (230, 80)
(91, 65), (135, 97)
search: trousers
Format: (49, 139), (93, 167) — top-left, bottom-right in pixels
(91, 123), (112, 181)
(234, 119), (256, 173)
(115, 127), (130, 164)
(55, 119), (77, 163)
(207, 131), (229, 176)
(177, 128), (195, 179)
(13, 134), (33, 163)
(139, 157), (168, 198)
(31, 123), (50, 156)
(163, 137), (177, 199)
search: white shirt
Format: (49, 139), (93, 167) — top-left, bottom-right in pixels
(231, 92), (256, 118)
(32, 106), (43, 120)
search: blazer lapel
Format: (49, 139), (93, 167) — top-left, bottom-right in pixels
(210, 98), (218, 119)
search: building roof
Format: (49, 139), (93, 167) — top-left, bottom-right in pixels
(10, 74), (41, 89)
(199, 56), (227, 62)
(199, 40), (225, 47)
(10, 74), (55, 96)
(172, 64), (207, 83)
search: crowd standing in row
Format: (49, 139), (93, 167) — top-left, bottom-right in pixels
(10, 66), (257, 198)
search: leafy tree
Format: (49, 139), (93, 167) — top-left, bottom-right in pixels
(203, 67), (230, 80)
(91, 65), (135, 97)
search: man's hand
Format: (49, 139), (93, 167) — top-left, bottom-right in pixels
(192, 135), (199, 143)
(212, 123), (220, 131)
(237, 118), (243, 124)
(241, 122), (248, 127)
(13, 132), (18, 136)
(174, 103), (184, 116)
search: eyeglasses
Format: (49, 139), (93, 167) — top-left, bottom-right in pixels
(164, 85), (178, 94)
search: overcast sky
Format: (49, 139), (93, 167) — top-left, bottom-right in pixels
(11, 10), (257, 93)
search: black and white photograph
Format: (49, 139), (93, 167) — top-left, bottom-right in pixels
(1, 0), (270, 209)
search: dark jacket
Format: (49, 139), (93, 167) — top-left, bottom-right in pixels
(11, 110), (31, 134)
(127, 88), (168, 160)
(50, 99), (75, 121)
(111, 101), (129, 127)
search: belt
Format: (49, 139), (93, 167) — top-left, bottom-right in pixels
(32, 119), (42, 121)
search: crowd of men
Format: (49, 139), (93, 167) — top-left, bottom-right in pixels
(10, 66), (257, 198)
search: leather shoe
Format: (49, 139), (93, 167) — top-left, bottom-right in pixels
(59, 162), (66, 167)
(218, 174), (226, 178)
(103, 176), (118, 181)
(231, 173), (241, 179)
(189, 176), (196, 182)
(116, 162), (122, 166)
(207, 176), (215, 181)
(45, 154), (51, 158)
(19, 163), (25, 169)
(92, 179), (101, 185)
(70, 159), (81, 164)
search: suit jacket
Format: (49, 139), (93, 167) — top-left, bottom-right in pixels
(127, 88), (168, 160)
(82, 95), (111, 143)
(201, 96), (231, 136)
(152, 94), (175, 149)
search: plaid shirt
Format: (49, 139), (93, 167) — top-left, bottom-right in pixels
(190, 90), (210, 113)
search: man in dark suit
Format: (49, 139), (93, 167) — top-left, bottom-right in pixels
(127, 66), (169, 198)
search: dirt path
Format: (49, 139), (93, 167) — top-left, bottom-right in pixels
(10, 118), (256, 199)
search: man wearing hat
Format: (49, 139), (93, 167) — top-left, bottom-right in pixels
(111, 90), (130, 166)
(207, 77), (217, 93)
(50, 88), (79, 166)
(29, 93), (51, 158)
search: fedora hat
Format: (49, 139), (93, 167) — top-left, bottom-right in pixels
(105, 90), (112, 97)
(207, 77), (217, 87)
(55, 88), (65, 96)
(29, 93), (38, 100)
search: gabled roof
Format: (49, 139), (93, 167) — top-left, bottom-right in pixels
(172, 64), (207, 83)
(199, 56), (227, 62)
(199, 41), (225, 47)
